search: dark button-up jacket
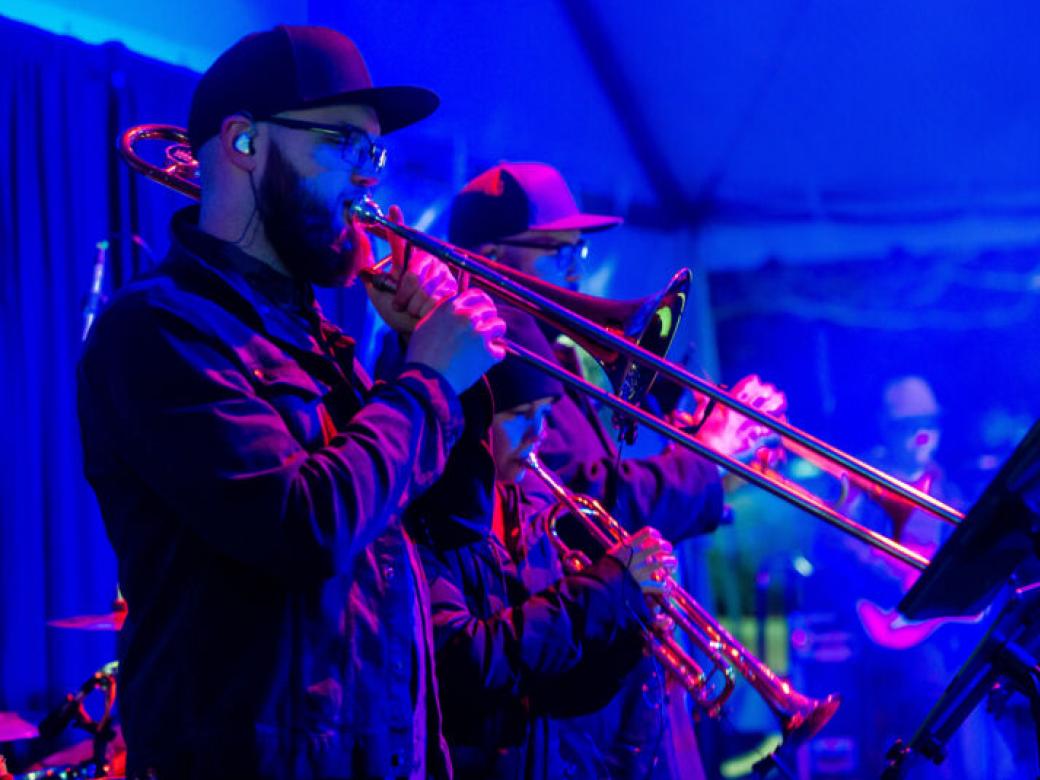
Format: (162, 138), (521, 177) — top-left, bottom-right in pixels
(409, 396), (648, 780)
(535, 355), (722, 779)
(77, 208), (459, 779)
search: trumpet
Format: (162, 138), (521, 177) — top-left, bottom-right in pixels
(523, 453), (841, 742)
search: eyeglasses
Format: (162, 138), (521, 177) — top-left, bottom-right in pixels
(263, 116), (389, 178)
(498, 238), (589, 269)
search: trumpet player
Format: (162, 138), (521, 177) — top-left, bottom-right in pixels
(410, 306), (678, 780)
(78, 25), (505, 779)
(447, 161), (785, 778)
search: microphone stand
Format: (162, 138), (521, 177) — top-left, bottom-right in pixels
(81, 240), (108, 341)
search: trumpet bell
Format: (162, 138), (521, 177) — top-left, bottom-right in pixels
(782, 692), (842, 744)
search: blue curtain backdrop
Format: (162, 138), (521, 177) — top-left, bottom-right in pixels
(0, 15), (192, 718)
(0, 15), (373, 722)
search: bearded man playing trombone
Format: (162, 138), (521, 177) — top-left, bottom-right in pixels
(78, 25), (504, 779)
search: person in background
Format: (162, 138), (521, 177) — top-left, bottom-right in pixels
(802, 375), (1013, 778)
(448, 162), (725, 546)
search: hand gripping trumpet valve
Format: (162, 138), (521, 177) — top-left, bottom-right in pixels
(523, 452), (841, 743)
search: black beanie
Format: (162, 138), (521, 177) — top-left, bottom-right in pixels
(486, 306), (564, 413)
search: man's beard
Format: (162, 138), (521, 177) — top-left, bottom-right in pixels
(257, 142), (362, 287)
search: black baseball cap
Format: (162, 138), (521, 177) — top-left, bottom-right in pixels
(448, 162), (622, 250)
(188, 25), (439, 151)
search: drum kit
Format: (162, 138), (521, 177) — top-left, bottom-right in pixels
(0, 600), (127, 780)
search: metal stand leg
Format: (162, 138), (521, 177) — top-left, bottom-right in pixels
(882, 584), (1040, 779)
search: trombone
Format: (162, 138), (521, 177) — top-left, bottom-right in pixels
(345, 196), (962, 570)
(119, 124), (961, 573)
(524, 452), (841, 742)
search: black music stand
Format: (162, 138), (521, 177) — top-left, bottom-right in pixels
(882, 419), (1040, 778)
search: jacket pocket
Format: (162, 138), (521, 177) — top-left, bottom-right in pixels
(254, 721), (355, 780)
(246, 359), (333, 449)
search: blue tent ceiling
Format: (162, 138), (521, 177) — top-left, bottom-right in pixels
(8, 0), (1040, 253)
(314, 0), (1040, 226)
(310, 0), (659, 204)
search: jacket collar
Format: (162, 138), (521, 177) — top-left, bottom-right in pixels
(166, 206), (353, 362)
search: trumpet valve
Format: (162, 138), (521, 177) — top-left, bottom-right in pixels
(650, 642), (706, 694)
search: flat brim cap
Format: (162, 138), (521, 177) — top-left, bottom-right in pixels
(449, 161), (622, 249)
(188, 25), (439, 151)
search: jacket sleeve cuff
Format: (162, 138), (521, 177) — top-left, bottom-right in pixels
(392, 362), (465, 446)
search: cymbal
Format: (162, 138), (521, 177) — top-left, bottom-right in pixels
(0, 710), (39, 741)
(35, 725), (125, 767)
(47, 609), (126, 632)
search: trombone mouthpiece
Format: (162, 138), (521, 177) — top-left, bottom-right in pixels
(349, 195), (383, 223)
